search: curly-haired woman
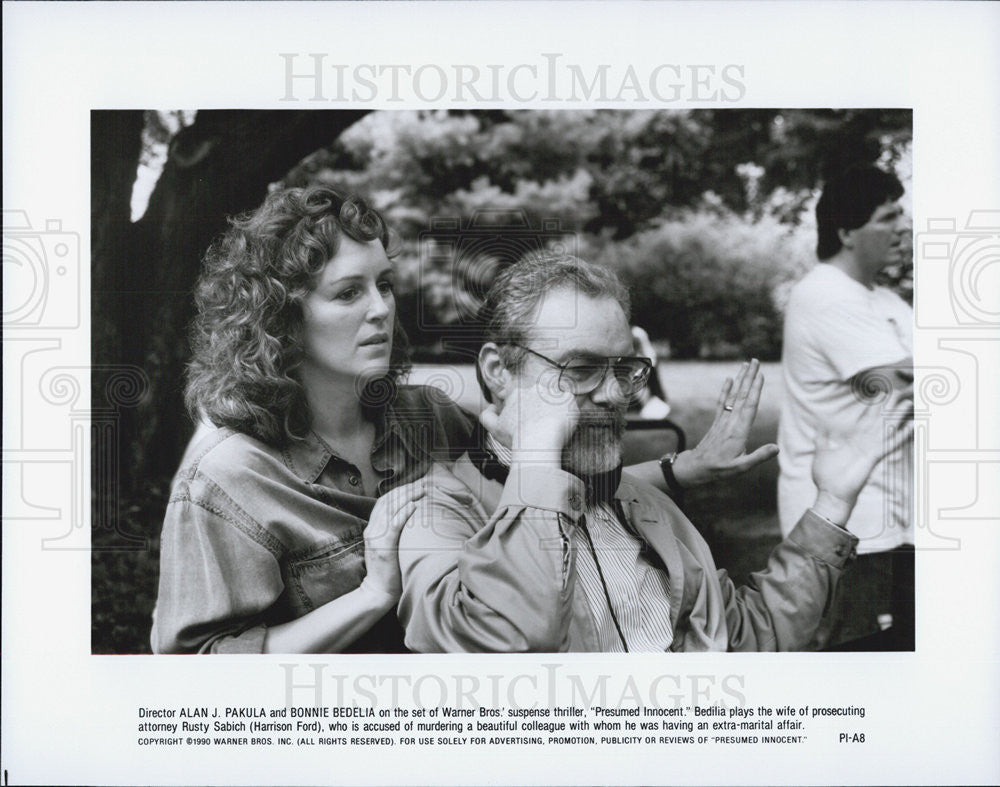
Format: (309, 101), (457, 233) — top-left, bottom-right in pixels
(151, 186), (474, 653)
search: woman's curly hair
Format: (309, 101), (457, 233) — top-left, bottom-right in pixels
(185, 185), (411, 446)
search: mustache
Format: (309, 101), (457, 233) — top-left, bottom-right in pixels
(572, 408), (627, 434)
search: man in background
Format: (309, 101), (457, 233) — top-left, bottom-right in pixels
(778, 164), (914, 649)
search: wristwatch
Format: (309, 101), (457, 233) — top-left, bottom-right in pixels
(658, 451), (685, 499)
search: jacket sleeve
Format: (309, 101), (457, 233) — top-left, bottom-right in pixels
(151, 491), (283, 654)
(397, 465), (585, 653)
(719, 509), (858, 651)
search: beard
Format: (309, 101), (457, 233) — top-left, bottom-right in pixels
(561, 407), (627, 476)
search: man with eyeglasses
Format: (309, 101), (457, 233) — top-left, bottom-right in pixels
(378, 255), (908, 652)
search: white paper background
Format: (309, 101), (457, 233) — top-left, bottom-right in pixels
(3, 1), (999, 784)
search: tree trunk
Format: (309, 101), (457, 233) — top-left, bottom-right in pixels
(91, 110), (146, 543)
(92, 110), (369, 495)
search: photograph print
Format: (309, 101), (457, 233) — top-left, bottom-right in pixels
(90, 108), (915, 656)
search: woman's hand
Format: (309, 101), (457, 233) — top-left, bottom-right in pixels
(360, 481), (425, 604)
(261, 480), (426, 654)
(671, 359), (779, 487)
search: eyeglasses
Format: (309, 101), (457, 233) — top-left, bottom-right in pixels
(509, 343), (653, 397)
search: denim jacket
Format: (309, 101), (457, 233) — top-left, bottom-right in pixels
(151, 386), (475, 654)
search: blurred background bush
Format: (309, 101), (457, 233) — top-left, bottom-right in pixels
(278, 109), (911, 361)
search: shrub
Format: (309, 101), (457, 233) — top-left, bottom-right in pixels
(587, 206), (814, 360)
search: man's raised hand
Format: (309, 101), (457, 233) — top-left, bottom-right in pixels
(671, 358), (780, 487)
(811, 399), (913, 526)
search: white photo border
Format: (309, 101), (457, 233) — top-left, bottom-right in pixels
(3, 2), (999, 785)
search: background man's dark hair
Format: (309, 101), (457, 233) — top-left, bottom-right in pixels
(815, 165), (904, 261)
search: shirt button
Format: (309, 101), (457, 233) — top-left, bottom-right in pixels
(349, 476), (361, 487)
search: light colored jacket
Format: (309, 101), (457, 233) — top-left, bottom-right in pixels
(397, 454), (858, 652)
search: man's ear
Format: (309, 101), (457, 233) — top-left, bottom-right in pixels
(478, 342), (513, 406)
(838, 226), (856, 250)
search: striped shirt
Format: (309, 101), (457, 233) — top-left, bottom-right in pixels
(576, 503), (673, 652)
(486, 434), (673, 652)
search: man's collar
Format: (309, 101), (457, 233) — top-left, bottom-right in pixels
(467, 422), (510, 485)
(469, 421), (623, 505)
(484, 431), (512, 466)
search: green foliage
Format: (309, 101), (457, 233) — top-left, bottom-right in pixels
(282, 109), (912, 358)
(587, 206), (815, 360)
(92, 479), (169, 653)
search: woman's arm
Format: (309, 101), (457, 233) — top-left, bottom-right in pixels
(260, 579), (397, 654)
(152, 493), (282, 654)
(261, 485), (421, 653)
(153, 472), (422, 655)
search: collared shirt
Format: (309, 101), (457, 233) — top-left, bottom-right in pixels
(578, 504), (673, 652)
(397, 453), (860, 653)
(151, 385), (476, 654)
(485, 435), (673, 652)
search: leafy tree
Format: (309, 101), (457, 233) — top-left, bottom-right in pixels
(589, 208), (812, 360)
(285, 108), (911, 352)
